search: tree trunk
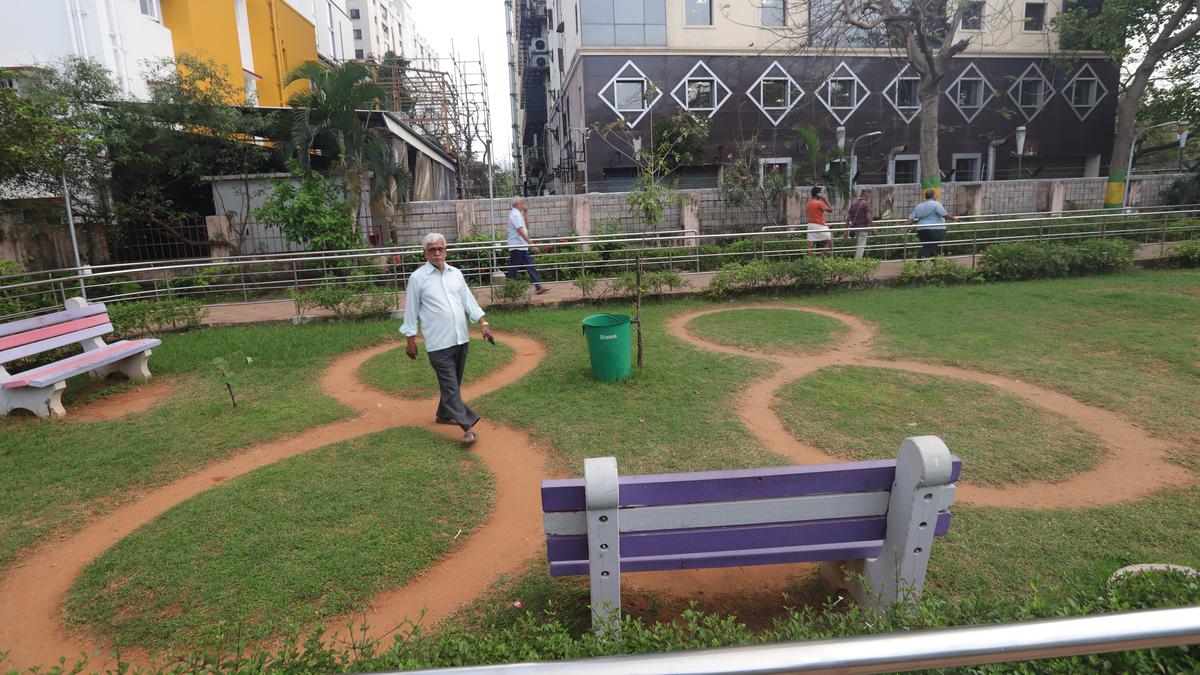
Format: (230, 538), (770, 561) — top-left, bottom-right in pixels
(918, 82), (942, 198)
(1104, 60), (1159, 208)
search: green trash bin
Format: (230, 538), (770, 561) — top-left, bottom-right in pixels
(582, 313), (632, 382)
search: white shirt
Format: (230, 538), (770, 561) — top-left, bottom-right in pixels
(507, 207), (529, 250)
(399, 262), (486, 352)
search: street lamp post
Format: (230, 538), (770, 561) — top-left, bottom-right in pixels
(848, 131), (883, 197)
(1015, 126), (1026, 180)
(1123, 120), (1188, 212)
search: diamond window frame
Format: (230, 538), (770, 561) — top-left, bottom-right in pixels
(670, 61), (732, 117)
(1062, 64), (1107, 121)
(599, 60), (662, 128)
(814, 61), (869, 124)
(1007, 63), (1055, 122)
(883, 64), (922, 124)
(745, 61), (804, 126)
(945, 62), (994, 122)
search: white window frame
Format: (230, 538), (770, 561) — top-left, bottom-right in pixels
(685, 0), (713, 26)
(946, 62), (993, 122)
(350, 8), (360, 19)
(746, 61), (804, 126)
(615, 79), (647, 112)
(1063, 64), (1108, 121)
(670, 61), (732, 117)
(761, 78), (792, 110)
(139, 0), (162, 22)
(951, 153), (982, 182)
(686, 78), (716, 111)
(354, 28), (362, 39)
(759, 157), (793, 186)
(1007, 63), (1056, 122)
(1023, 2), (1046, 30)
(600, 61), (662, 127)
(815, 62), (869, 124)
(884, 65), (922, 124)
(761, 0), (786, 26)
(889, 154), (920, 185)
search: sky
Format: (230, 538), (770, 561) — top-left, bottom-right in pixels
(411, 0), (515, 167)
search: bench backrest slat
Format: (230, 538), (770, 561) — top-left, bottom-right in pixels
(544, 491), (892, 536)
(0, 303), (107, 339)
(545, 512), (954, 565)
(551, 541), (888, 576)
(0, 322), (113, 365)
(541, 459), (961, 512)
(0, 314), (110, 352)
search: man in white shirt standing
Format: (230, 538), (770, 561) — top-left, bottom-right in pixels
(506, 197), (549, 295)
(401, 233), (495, 445)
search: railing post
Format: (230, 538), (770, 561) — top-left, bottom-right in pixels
(239, 263), (249, 303)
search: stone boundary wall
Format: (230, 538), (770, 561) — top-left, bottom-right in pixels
(389, 174), (1183, 245)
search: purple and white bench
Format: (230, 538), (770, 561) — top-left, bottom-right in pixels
(541, 436), (960, 631)
(0, 297), (161, 418)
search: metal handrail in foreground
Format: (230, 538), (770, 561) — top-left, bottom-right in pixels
(391, 606), (1200, 674)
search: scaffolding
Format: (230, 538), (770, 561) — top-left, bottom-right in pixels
(371, 44), (495, 199)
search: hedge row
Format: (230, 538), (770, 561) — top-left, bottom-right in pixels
(705, 257), (881, 298)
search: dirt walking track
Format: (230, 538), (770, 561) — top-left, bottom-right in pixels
(0, 306), (1187, 671)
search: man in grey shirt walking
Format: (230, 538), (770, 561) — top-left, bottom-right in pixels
(906, 189), (956, 258)
(506, 197), (549, 295)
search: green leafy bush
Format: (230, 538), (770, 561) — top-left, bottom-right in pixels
(979, 239), (1138, 282)
(493, 277), (531, 305)
(900, 258), (985, 286)
(572, 272), (600, 299)
(107, 299), (207, 338)
(1167, 239), (1200, 267)
(252, 168), (361, 252)
(289, 284), (395, 320)
(705, 257), (880, 298)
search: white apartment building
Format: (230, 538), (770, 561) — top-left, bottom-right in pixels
(348, 0), (437, 68)
(0, 0), (174, 99)
(302, 0), (356, 63)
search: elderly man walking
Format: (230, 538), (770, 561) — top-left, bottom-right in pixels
(401, 233), (494, 445)
(907, 189), (956, 258)
(506, 197), (549, 294)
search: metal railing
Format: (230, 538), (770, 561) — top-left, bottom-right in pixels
(1, 205), (1197, 322)
(390, 605), (1200, 674)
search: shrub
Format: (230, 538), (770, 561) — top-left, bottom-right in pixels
(290, 284), (395, 320)
(572, 272), (600, 299)
(645, 269), (687, 295)
(107, 299), (207, 338)
(705, 257), (880, 298)
(1168, 239), (1200, 268)
(979, 239), (1138, 282)
(493, 277), (531, 305)
(900, 258), (985, 286)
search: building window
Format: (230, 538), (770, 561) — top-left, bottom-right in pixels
(746, 61), (804, 125)
(761, 0), (785, 26)
(1024, 2), (1045, 30)
(355, 49), (364, 59)
(889, 154), (920, 184)
(1063, 64), (1108, 121)
(350, 8), (360, 19)
(685, 0), (712, 26)
(671, 61), (731, 116)
(815, 62), (869, 124)
(139, 0), (161, 22)
(354, 29), (362, 39)
(382, 23), (389, 33)
(615, 80), (646, 111)
(962, 1), (984, 30)
(0, 77), (16, 90)
(600, 61), (661, 127)
(951, 153), (982, 181)
(883, 65), (922, 124)
(1008, 63), (1055, 121)
(946, 62), (992, 122)
(759, 158), (793, 186)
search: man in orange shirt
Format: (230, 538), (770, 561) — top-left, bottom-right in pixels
(806, 187), (834, 256)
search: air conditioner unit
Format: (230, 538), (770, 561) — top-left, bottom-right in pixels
(530, 54), (550, 69)
(531, 37), (549, 52)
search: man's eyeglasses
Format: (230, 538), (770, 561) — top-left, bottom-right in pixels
(425, 246), (447, 254)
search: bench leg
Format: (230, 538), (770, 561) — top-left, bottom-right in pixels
(1, 381), (67, 419)
(91, 350), (154, 383)
(860, 436), (957, 610)
(584, 456), (622, 635)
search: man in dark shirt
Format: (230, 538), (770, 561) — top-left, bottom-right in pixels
(846, 187), (873, 259)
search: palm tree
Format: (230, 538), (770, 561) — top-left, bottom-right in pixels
(283, 61), (403, 225)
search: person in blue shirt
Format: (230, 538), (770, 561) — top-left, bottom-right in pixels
(401, 233), (494, 445)
(506, 197), (549, 295)
(906, 189), (957, 258)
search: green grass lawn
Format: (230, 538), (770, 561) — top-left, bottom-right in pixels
(0, 321), (396, 572)
(686, 307), (848, 353)
(64, 427), (493, 651)
(774, 366), (1107, 486)
(357, 340), (515, 398)
(5, 269), (1200, 665)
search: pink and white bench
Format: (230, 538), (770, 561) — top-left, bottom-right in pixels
(541, 436), (960, 631)
(0, 297), (161, 418)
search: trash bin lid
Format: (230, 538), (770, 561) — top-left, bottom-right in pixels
(582, 313), (631, 328)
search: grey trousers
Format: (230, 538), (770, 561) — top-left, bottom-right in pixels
(428, 343), (479, 431)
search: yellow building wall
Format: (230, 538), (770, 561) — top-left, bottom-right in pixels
(247, 0), (318, 107)
(161, 0), (245, 101)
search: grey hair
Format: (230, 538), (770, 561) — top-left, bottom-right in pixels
(511, 196), (525, 207)
(422, 232), (447, 249)
(854, 186), (865, 197)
